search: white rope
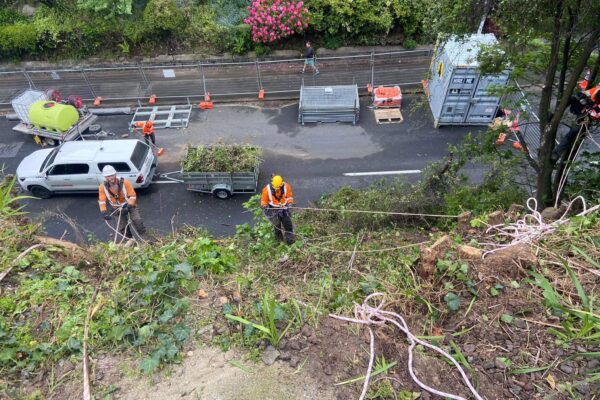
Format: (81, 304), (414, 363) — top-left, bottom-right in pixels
(554, 123), (588, 208)
(290, 206), (459, 219)
(330, 293), (484, 400)
(482, 196), (599, 257)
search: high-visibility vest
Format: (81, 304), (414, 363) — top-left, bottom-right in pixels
(142, 124), (155, 136)
(584, 86), (600, 103)
(261, 182), (294, 208)
(98, 178), (137, 212)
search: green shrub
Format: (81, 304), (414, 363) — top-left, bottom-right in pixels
(322, 33), (343, 50)
(0, 23), (38, 56)
(186, 5), (226, 50)
(0, 9), (28, 25)
(225, 24), (252, 55)
(254, 44), (271, 57)
(403, 38), (417, 49)
(143, 0), (185, 35)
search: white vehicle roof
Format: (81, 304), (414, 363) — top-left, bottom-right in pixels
(53, 140), (142, 163)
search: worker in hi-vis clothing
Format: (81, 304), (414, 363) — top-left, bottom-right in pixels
(261, 175), (295, 245)
(98, 165), (147, 240)
(142, 120), (156, 145)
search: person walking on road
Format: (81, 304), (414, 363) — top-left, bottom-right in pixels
(261, 175), (295, 245)
(301, 41), (319, 75)
(98, 165), (147, 241)
(142, 120), (156, 145)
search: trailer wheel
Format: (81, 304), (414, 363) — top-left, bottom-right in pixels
(88, 124), (102, 134)
(213, 188), (232, 200)
(29, 185), (53, 199)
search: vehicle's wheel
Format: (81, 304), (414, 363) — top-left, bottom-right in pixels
(29, 185), (53, 199)
(44, 137), (58, 146)
(88, 124), (102, 134)
(213, 188), (232, 200)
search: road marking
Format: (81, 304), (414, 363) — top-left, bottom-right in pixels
(153, 180), (181, 184)
(343, 170), (421, 176)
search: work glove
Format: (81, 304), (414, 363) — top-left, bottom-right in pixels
(103, 212), (111, 221)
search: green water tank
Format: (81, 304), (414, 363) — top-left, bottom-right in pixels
(28, 101), (79, 133)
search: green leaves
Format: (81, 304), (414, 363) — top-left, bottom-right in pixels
(444, 293), (460, 311)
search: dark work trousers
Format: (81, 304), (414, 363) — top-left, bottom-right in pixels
(115, 206), (147, 239)
(143, 132), (156, 145)
(266, 208), (295, 245)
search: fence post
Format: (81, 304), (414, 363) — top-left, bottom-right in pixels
(80, 69), (96, 98)
(199, 63), (207, 96)
(255, 60), (263, 91)
(23, 70), (35, 89)
(370, 51), (375, 89)
(137, 66), (150, 95)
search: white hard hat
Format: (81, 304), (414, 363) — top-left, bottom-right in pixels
(102, 165), (117, 177)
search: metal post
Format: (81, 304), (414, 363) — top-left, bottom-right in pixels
(80, 69), (96, 98)
(255, 60), (263, 90)
(23, 69), (35, 89)
(200, 64), (207, 96)
(370, 51), (375, 89)
(138, 66), (150, 94)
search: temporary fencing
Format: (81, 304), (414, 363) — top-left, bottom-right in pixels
(0, 49), (431, 107)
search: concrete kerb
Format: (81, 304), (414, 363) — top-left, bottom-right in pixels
(0, 45), (432, 71)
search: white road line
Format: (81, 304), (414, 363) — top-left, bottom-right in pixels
(343, 170), (421, 177)
(153, 180), (181, 184)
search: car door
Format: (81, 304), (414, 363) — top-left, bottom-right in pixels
(46, 163), (95, 191)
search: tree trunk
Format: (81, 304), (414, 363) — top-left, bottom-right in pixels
(537, 26), (600, 206)
(536, 1), (564, 207)
(557, 6), (576, 101)
(589, 54), (600, 87)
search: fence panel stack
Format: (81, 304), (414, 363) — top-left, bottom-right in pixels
(298, 85), (360, 125)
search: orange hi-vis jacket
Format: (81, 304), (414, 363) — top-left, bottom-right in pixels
(98, 178), (137, 213)
(261, 182), (294, 208)
(142, 123), (155, 136)
(584, 86), (600, 103)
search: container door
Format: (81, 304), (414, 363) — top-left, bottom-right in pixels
(465, 74), (508, 124)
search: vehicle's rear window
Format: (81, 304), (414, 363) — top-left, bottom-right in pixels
(98, 162), (131, 172)
(130, 142), (149, 171)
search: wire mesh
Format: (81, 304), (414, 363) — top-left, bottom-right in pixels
(0, 50), (432, 106)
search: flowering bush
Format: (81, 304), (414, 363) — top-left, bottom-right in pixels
(244, 0), (309, 43)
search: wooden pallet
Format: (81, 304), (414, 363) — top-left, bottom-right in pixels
(374, 108), (403, 124)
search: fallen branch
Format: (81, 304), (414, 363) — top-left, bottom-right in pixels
(0, 243), (43, 283)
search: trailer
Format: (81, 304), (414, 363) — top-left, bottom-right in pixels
(12, 112), (98, 145)
(161, 145), (261, 199)
(10, 89), (99, 145)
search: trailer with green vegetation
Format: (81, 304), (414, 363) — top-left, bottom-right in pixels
(162, 145), (261, 199)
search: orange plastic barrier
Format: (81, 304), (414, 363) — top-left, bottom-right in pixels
(258, 89), (265, 100)
(93, 97), (103, 107)
(199, 102), (214, 110)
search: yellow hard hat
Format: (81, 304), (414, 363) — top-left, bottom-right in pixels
(271, 175), (283, 189)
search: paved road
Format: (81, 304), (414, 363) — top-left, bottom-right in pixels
(0, 96), (483, 242)
(0, 51), (430, 104)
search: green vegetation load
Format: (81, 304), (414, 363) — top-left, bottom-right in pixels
(182, 145), (261, 173)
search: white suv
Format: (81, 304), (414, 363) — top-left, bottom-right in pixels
(16, 140), (157, 198)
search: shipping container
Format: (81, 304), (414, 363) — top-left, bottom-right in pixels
(425, 34), (510, 127)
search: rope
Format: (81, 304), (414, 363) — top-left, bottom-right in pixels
(330, 293), (484, 400)
(262, 207), (427, 253)
(104, 207), (147, 245)
(482, 196), (599, 257)
(554, 123), (588, 208)
(290, 206), (459, 219)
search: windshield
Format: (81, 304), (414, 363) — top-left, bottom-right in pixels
(40, 148), (59, 172)
(130, 141), (149, 170)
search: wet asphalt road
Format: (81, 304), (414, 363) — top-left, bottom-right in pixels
(0, 96), (483, 243)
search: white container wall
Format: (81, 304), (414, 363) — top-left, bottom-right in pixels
(425, 34), (510, 127)
(11, 90), (47, 124)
